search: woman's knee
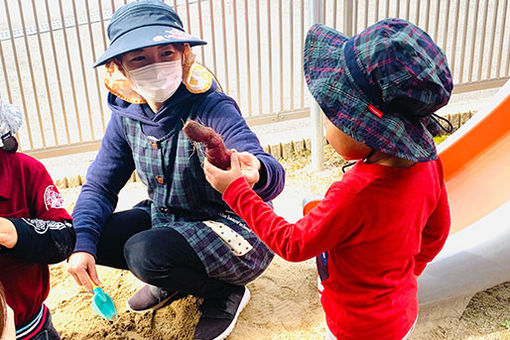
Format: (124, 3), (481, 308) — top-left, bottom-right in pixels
(124, 230), (160, 281)
(124, 227), (205, 282)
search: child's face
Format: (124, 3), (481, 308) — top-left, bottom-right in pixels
(324, 118), (371, 160)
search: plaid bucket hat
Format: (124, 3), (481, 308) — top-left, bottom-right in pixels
(304, 18), (453, 162)
(94, 0), (206, 67)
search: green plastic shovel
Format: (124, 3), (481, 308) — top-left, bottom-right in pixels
(91, 286), (117, 320)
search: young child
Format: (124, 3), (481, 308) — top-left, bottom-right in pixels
(204, 18), (452, 340)
(0, 97), (75, 339)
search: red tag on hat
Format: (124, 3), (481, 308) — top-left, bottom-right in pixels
(368, 105), (384, 118)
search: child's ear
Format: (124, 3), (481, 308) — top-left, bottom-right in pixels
(2, 135), (18, 153)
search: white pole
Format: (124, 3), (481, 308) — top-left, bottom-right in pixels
(308, 0), (324, 171)
(343, 0), (354, 37)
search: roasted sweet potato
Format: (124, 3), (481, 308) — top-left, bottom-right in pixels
(183, 120), (232, 170)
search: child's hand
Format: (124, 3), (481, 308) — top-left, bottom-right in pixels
(0, 217), (17, 249)
(204, 151), (243, 193)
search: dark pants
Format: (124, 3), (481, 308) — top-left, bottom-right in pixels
(32, 312), (59, 340)
(95, 208), (238, 299)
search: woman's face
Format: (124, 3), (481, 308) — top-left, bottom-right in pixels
(120, 44), (184, 71)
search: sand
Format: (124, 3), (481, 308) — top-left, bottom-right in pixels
(45, 148), (510, 339)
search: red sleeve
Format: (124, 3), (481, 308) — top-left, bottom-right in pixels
(223, 177), (364, 262)
(24, 156), (71, 222)
(414, 183), (451, 275)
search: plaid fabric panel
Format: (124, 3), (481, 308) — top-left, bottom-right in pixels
(166, 133), (225, 215)
(122, 116), (273, 284)
(151, 210), (273, 285)
(354, 19), (452, 114)
(123, 119), (162, 201)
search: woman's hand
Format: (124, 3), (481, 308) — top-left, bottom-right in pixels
(204, 151), (244, 194)
(236, 151), (261, 188)
(67, 252), (101, 293)
(0, 218), (17, 249)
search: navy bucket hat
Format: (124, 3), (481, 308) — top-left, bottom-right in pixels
(304, 18), (453, 162)
(94, 0), (206, 67)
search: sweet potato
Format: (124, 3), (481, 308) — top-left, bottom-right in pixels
(183, 120), (232, 170)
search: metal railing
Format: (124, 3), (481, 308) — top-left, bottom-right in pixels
(0, 0), (508, 158)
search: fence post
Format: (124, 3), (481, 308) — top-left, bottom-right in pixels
(309, 0), (325, 171)
(343, 0), (354, 36)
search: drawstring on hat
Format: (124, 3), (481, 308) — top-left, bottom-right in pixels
(341, 148), (376, 173)
(430, 113), (453, 133)
(341, 161), (356, 173)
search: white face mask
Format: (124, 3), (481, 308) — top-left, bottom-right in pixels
(125, 60), (183, 102)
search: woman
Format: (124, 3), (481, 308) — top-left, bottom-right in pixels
(66, 1), (285, 339)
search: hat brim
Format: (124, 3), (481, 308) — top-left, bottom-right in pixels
(303, 24), (437, 162)
(94, 25), (206, 67)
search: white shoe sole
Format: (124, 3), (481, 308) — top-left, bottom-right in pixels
(211, 287), (251, 340)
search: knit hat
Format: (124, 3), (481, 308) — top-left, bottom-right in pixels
(304, 18), (453, 162)
(0, 96), (23, 152)
(94, 0), (206, 67)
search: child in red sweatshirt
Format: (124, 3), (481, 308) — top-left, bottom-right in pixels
(0, 97), (75, 339)
(204, 19), (452, 340)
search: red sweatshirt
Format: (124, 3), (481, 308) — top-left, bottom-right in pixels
(0, 150), (74, 335)
(223, 159), (450, 340)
